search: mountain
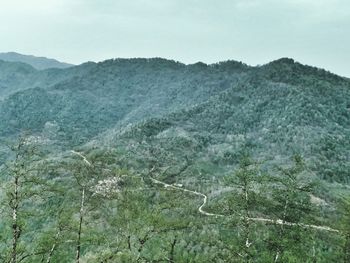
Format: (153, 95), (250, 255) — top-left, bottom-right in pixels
(107, 58), (349, 183)
(0, 52), (74, 70)
(0, 57), (348, 183)
(0, 58), (249, 144)
(0, 56), (349, 262)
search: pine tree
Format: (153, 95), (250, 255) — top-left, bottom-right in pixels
(224, 154), (261, 262)
(268, 154), (315, 262)
(338, 195), (350, 262)
(58, 150), (124, 262)
(0, 134), (52, 263)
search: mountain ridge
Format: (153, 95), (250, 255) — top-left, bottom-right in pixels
(0, 56), (348, 184)
(0, 55), (349, 262)
(0, 51), (74, 70)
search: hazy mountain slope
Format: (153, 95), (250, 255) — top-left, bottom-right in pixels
(0, 52), (73, 70)
(106, 59), (350, 183)
(0, 60), (37, 97)
(0, 57), (348, 183)
(0, 58), (250, 145)
(0, 60), (97, 98)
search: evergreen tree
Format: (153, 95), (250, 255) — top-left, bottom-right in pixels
(0, 135), (53, 262)
(267, 154), (315, 262)
(338, 195), (350, 262)
(224, 154), (262, 262)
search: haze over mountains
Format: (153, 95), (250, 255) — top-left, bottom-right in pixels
(0, 52), (73, 70)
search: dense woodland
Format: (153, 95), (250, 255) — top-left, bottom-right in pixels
(0, 57), (349, 262)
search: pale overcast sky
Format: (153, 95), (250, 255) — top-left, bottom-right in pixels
(0, 0), (349, 76)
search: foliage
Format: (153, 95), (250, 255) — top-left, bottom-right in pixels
(0, 57), (349, 262)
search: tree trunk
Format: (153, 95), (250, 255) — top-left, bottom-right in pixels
(46, 229), (61, 263)
(274, 198), (289, 262)
(274, 250), (280, 262)
(127, 235), (131, 251)
(168, 237), (177, 263)
(76, 188), (85, 263)
(242, 176), (251, 263)
(344, 233), (350, 263)
(11, 175), (20, 263)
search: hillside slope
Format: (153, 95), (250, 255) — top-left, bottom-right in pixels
(0, 57), (348, 183)
(0, 58), (249, 144)
(0, 56), (349, 262)
(101, 59), (350, 183)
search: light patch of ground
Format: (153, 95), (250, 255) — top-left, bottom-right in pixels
(156, 127), (191, 139)
(310, 194), (328, 206)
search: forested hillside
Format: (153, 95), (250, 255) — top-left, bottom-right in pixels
(0, 57), (349, 262)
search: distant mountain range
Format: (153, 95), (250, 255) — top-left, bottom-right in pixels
(0, 52), (73, 70)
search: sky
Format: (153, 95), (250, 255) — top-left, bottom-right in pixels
(0, 0), (349, 77)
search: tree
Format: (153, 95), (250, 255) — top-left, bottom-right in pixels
(0, 134), (52, 263)
(223, 153), (262, 262)
(338, 195), (350, 262)
(267, 154), (315, 262)
(57, 149), (124, 262)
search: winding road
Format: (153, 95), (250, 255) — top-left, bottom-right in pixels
(71, 151), (340, 234)
(150, 176), (340, 233)
(150, 176), (223, 217)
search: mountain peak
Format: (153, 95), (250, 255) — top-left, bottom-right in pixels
(254, 57), (347, 85)
(269, 57), (295, 65)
